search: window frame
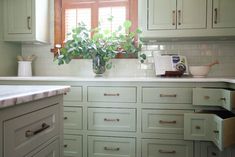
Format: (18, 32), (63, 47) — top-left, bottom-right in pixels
(53, 0), (138, 58)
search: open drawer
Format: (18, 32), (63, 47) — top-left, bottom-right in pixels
(193, 88), (235, 111)
(184, 110), (235, 151)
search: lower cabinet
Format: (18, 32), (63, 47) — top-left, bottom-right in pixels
(197, 142), (229, 157)
(184, 110), (235, 151)
(64, 135), (83, 157)
(142, 139), (194, 157)
(26, 139), (60, 157)
(88, 136), (136, 157)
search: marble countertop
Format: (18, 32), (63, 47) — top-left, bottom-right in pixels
(0, 85), (70, 109)
(0, 76), (235, 83)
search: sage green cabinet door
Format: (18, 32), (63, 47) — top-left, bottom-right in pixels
(64, 86), (82, 102)
(4, 0), (32, 34)
(88, 108), (136, 131)
(28, 139), (60, 157)
(197, 142), (228, 157)
(142, 109), (193, 134)
(184, 112), (235, 151)
(184, 113), (212, 141)
(64, 107), (83, 130)
(213, 0), (235, 28)
(142, 139), (194, 157)
(148, 0), (177, 30)
(142, 87), (192, 104)
(88, 136), (136, 157)
(193, 88), (235, 111)
(64, 135), (82, 157)
(87, 86), (136, 103)
(177, 0), (207, 29)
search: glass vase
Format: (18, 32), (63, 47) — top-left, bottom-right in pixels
(92, 55), (106, 76)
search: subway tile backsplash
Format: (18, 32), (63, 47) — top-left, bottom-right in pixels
(22, 40), (235, 77)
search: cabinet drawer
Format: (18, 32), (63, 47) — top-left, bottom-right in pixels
(87, 86), (136, 103)
(88, 108), (136, 131)
(88, 136), (135, 157)
(25, 139), (60, 157)
(142, 139), (193, 157)
(64, 86), (82, 102)
(142, 110), (193, 134)
(64, 107), (83, 130)
(142, 88), (192, 104)
(3, 105), (59, 157)
(184, 111), (235, 151)
(64, 134), (82, 157)
(193, 88), (235, 111)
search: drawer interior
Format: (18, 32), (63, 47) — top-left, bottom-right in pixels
(197, 110), (235, 119)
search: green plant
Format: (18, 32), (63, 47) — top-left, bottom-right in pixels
(56, 20), (144, 69)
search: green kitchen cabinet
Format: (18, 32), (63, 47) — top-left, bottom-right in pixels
(139, 0), (235, 39)
(212, 0), (235, 28)
(148, 0), (206, 30)
(64, 135), (83, 157)
(3, 0), (50, 43)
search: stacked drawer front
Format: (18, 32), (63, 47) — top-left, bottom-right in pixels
(142, 110), (193, 134)
(142, 87), (192, 104)
(87, 86), (137, 103)
(63, 86), (83, 157)
(4, 105), (59, 157)
(142, 139), (193, 157)
(88, 108), (136, 131)
(87, 86), (137, 157)
(64, 135), (82, 157)
(88, 136), (135, 157)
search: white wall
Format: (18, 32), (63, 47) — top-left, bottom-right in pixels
(22, 40), (235, 77)
(21, 0), (235, 77)
(0, 0), (21, 76)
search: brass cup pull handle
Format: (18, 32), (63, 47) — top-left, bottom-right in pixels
(159, 120), (177, 124)
(195, 126), (201, 130)
(160, 94), (177, 98)
(104, 93), (120, 96)
(104, 146), (120, 151)
(27, 16), (31, 30)
(104, 118), (120, 122)
(220, 98), (226, 101)
(159, 150), (176, 154)
(25, 123), (50, 138)
(172, 10), (176, 25)
(178, 10), (181, 25)
(214, 8), (218, 24)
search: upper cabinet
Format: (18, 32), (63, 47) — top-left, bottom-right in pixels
(148, 0), (206, 30)
(139, 0), (235, 40)
(3, 0), (50, 43)
(212, 0), (235, 28)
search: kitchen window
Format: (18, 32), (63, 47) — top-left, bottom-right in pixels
(54, 0), (138, 57)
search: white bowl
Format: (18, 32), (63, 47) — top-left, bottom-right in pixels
(189, 66), (211, 77)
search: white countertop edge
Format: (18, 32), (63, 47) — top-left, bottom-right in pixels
(0, 76), (235, 83)
(0, 85), (70, 109)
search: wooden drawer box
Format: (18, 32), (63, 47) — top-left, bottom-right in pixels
(193, 88), (235, 111)
(64, 107), (82, 130)
(142, 87), (192, 104)
(142, 109), (193, 134)
(64, 134), (82, 157)
(142, 139), (193, 157)
(64, 86), (82, 102)
(88, 108), (136, 131)
(88, 136), (136, 157)
(184, 111), (235, 151)
(3, 105), (59, 157)
(87, 86), (137, 103)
